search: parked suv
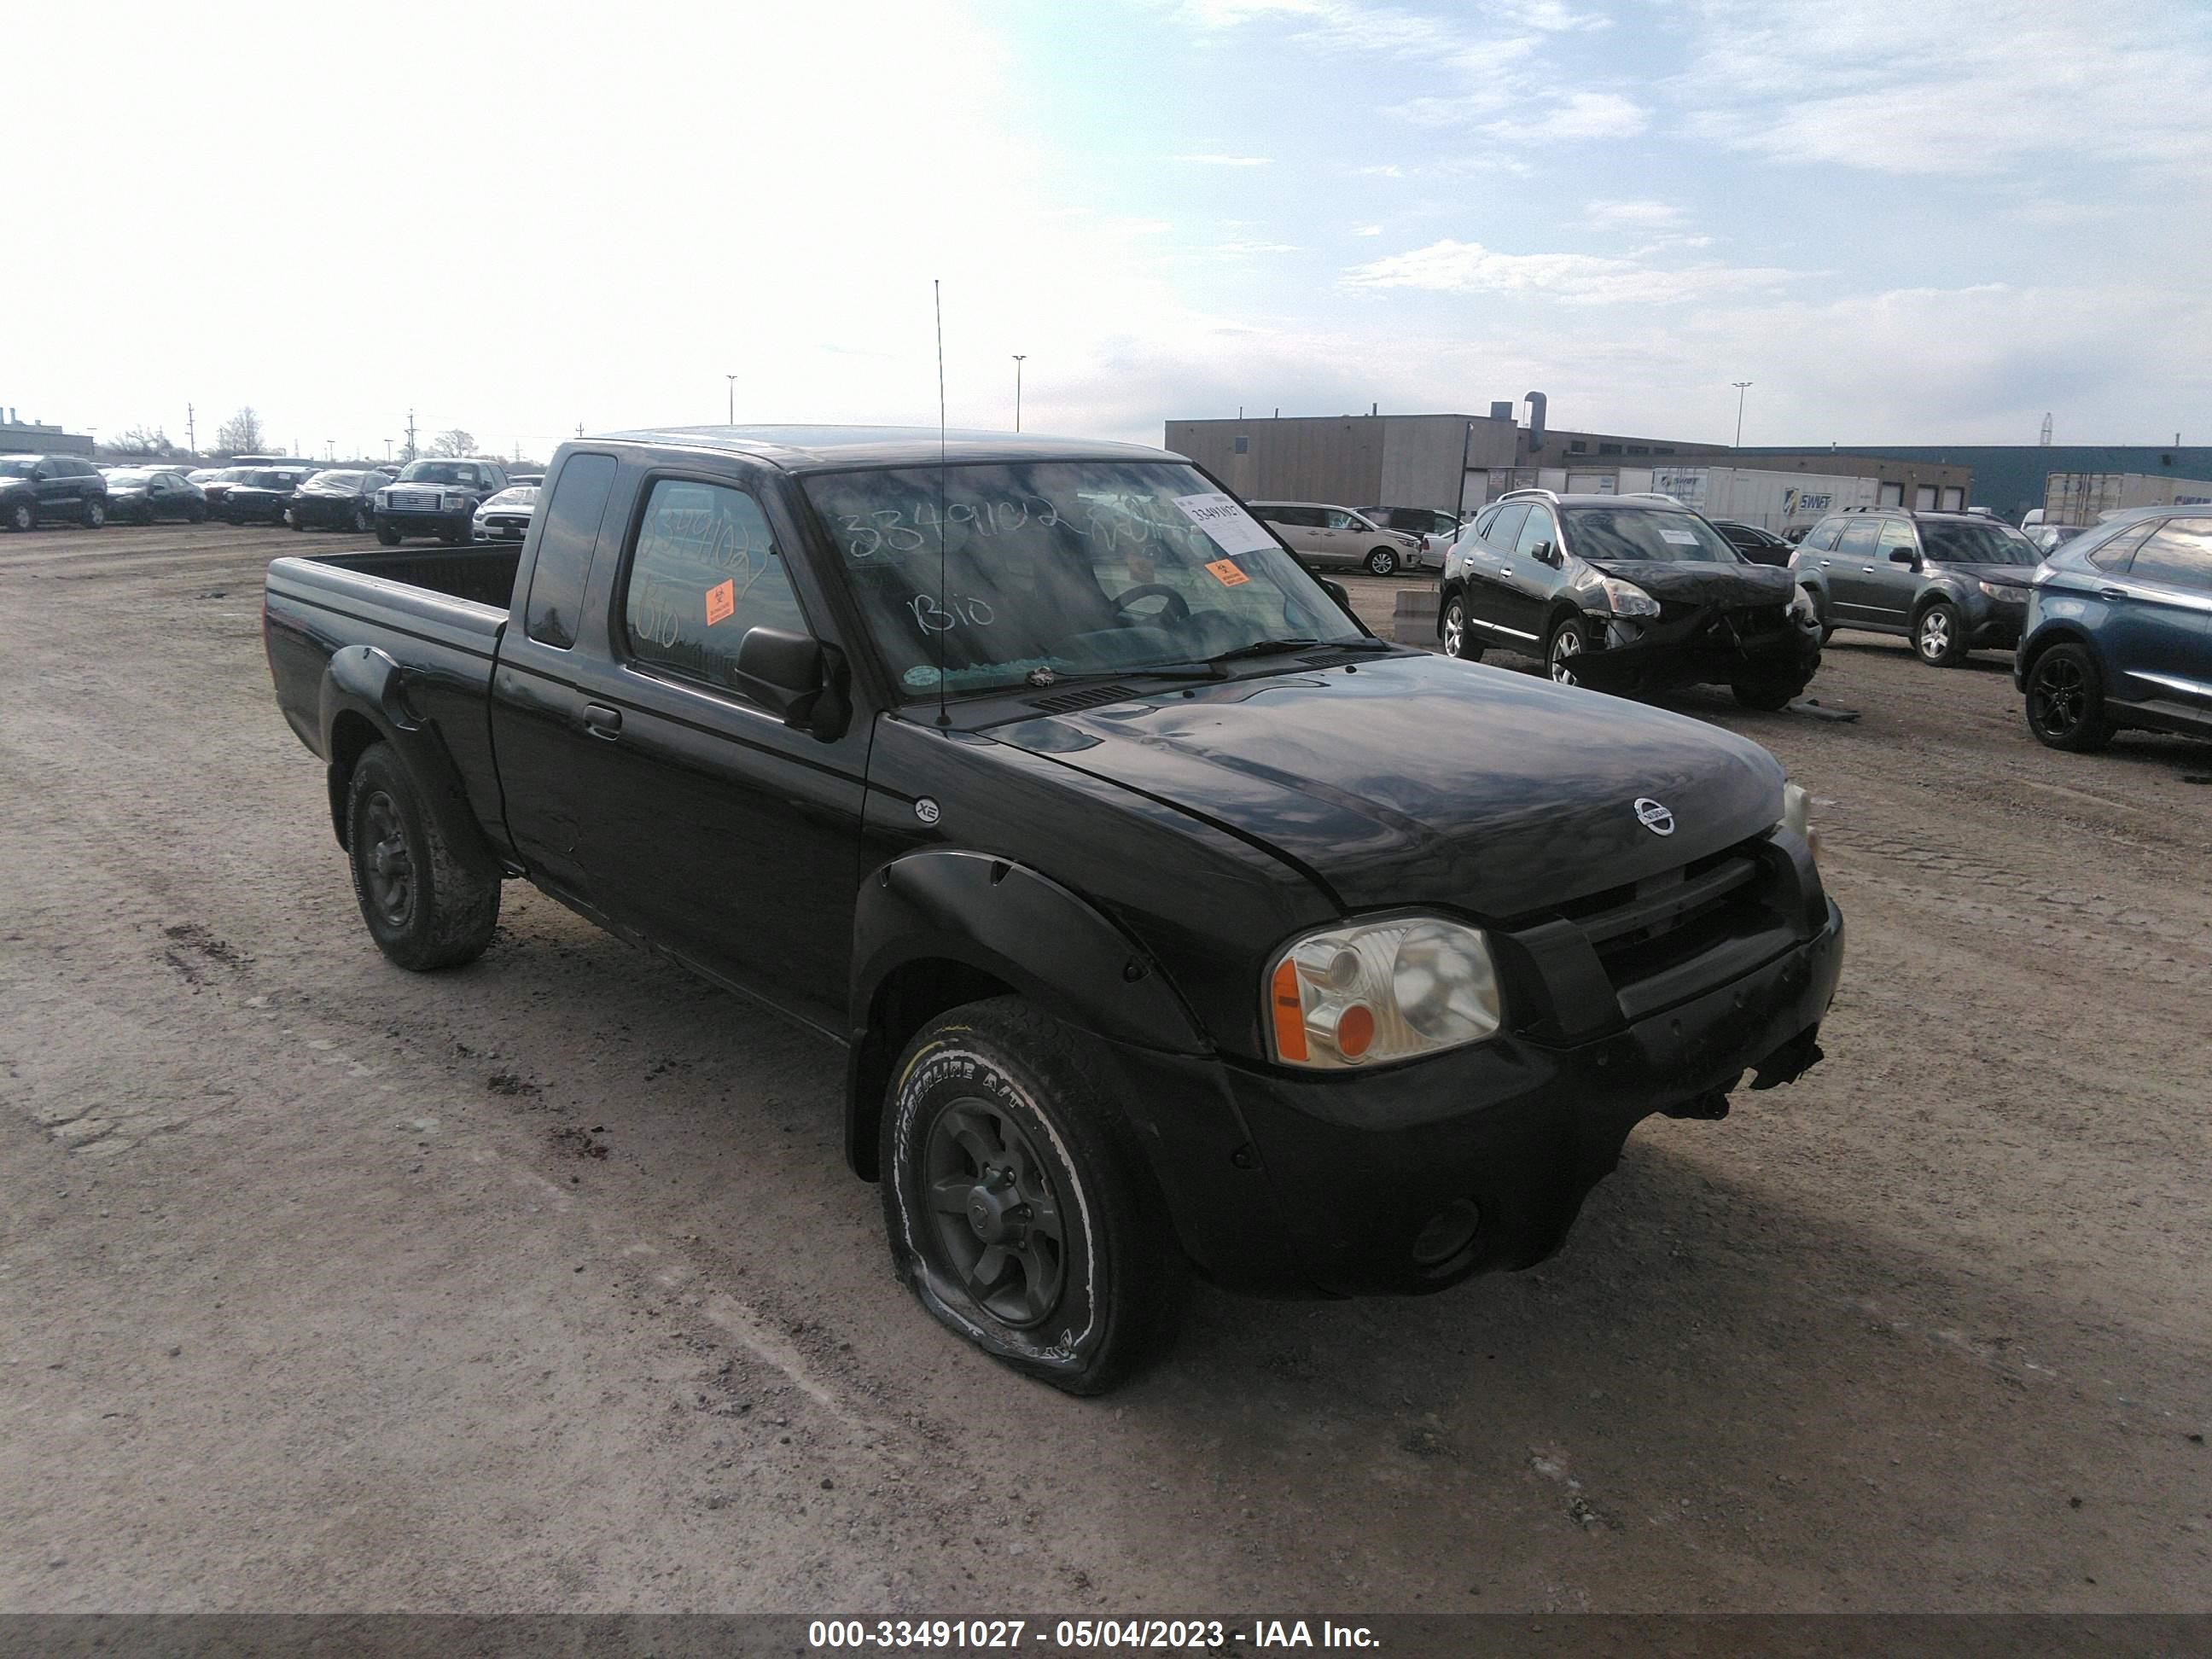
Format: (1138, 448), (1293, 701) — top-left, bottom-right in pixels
(1360, 505), (1462, 563)
(2017, 508), (2212, 750)
(1438, 491), (1821, 709)
(0, 454), (111, 530)
(1247, 501), (1425, 575)
(373, 457), (509, 544)
(1790, 508), (2040, 666)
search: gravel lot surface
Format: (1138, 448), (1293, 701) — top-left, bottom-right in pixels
(3, 529), (2208, 1613)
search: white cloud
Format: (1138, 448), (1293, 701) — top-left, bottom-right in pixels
(1214, 241), (1303, 255)
(1678, 0), (2212, 178)
(1584, 198), (1682, 229)
(1172, 153), (1272, 166)
(1342, 239), (1794, 306)
(1352, 224), (1382, 236)
(1491, 90), (1647, 141)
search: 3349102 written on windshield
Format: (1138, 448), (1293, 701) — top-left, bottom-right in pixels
(828, 492), (1277, 562)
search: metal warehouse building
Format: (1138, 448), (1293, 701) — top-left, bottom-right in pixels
(1164, 412), (1520, 515)
(1742, 443), (2212, 521)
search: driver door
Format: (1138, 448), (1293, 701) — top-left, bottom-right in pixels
(1493, 504), (1563, 644)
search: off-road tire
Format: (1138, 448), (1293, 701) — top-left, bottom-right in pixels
(1364, 546), (1400, 576)
(2024, 643), (2114, 753)
(344, 744), (500, 970)
(1440, 594), (1483, 661)
(1913, 601), (1969, 667)
(880, 997), (1188, 1396)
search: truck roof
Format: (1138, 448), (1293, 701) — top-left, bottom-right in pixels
(596, 425), (1178, 474)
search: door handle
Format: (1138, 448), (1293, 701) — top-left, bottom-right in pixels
(1819, 559), (1832, 568)
(2098, 587), (2129, 602)
(1499, 565), (1514, 576)
(581, 703), (622, 740)
(1861, 565), (1877, 573)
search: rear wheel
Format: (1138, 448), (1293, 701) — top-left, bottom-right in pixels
(352, 503), (375, 533)
(344, 744), (501, 970)
(1363, 546), (1400, 576)
(1545, 614), (1588, 686)
(1440, 594), (1483, 661)
(2024, 643), (2113, 752)
(81, 498), (107, 529)
(1913, 601), (1968, 667)
(881, 998), (1187, 1395)
(186, 502), (206, 522)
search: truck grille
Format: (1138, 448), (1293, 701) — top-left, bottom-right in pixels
(389, 488), (445, 512)
(1560, 841), (1770, 989)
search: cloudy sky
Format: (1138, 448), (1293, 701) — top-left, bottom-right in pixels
(21, 0), (2211, 459)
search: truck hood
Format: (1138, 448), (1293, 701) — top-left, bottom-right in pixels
(1583, 559), (1797, 608)
(990, 651), (1784, 915)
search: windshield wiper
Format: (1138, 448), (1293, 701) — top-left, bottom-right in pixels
(1208, 636), (1390, 664)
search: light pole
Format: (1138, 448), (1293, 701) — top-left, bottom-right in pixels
(1011, 355), (1027, 432)
(1732, 381), (1753, 449)
(725, 374), (736, 425)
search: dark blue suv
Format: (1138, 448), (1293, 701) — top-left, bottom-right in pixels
(2017, 508), (2212, 750)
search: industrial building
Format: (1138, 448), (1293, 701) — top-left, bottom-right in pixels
(0, 413), (94, 457)
(1748, 443), (2212, 522)
(1166, 400), (1970, 520)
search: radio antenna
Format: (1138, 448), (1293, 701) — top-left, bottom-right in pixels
(934, 278), (951, 730)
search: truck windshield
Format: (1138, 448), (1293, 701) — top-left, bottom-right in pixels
(1561, 507), (1742, 563)
(396, 462), (477, 485)
(0, 460), (32, 478)
(804, 461), (1363, 698)
(1919, 521), (2038, 565)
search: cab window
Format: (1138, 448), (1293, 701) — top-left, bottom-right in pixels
(622, 477), (807, 698)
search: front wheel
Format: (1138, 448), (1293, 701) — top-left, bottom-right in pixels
(880, 998), (1187, 1395)
(344, 744), (501, 970)
(2024, 643), (2113, 752)
(4, 498), (32, 533)
(1732, 671), (1812, 711)
(375, 521), (401, 547)
(1440, 595), (1483, 661)
(1363, 546), (1400, 576)
(1545, 614), (1589, 685)
(1913, 602), (1968, 667)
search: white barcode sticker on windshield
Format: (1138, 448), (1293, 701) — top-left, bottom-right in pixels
(1660, 528), (1701, 544)
(1173, 492), (1278, 555)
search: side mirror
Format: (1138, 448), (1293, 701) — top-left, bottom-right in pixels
(732, 626), (847, 738)
(1888, 548), (1918, 566)
(1316, 574), (1358, 620)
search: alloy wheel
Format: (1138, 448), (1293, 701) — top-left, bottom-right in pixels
(1441, 602), (1464, 657)
(1917, 609), (1953, 661)
(921, 1097), (1067, 1329)
(2029, 655), (2086, 737)
(1549, 627), (1583, 684)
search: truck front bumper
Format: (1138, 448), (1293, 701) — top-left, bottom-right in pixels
(376, 509), (474, 540)
(1103, 899), (1843, 1298)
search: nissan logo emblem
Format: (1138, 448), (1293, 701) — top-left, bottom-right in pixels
(1634, 797), (1676, 836)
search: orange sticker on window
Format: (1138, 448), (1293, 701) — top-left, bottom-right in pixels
(705, 579), (736, 626)
(1205, 557), (1250, 587)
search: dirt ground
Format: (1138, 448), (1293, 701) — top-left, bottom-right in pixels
(2, 525), (2208, 1615)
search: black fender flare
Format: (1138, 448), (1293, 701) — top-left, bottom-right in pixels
(317, 645), (504, 881)
(844, 849), (1211, 1178)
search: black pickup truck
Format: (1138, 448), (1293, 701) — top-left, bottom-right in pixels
(263, 427), (1843, 1394)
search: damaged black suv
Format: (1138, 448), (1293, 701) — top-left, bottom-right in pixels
(1439, 490), (1823, 708)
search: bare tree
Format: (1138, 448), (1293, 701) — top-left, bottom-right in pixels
(111, 425), (173, 457)
(429, 428), (478, 458)
(215, 407), (267, 454)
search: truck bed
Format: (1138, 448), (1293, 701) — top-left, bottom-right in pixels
(262, 548), (521, 844)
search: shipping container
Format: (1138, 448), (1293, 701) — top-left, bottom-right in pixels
(2040, 472), (2212, 527)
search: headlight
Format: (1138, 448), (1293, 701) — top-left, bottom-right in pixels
(1787, 585), (1819, 626)
(1597, 575), (1660, 617)
(1977, 580), (2024, 602)
(1266, 917), (1502, 1070)
(1778, 781), (1819, 861)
